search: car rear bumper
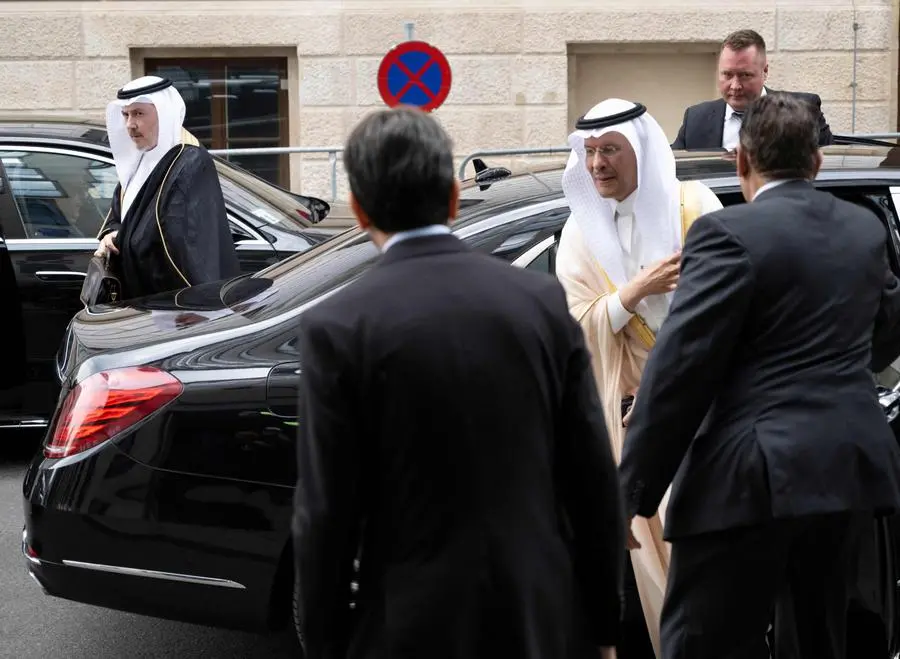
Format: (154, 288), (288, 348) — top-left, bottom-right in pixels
(21, 443), (289, 633)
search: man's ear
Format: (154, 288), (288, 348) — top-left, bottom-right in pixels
(447, 178), (460, 225)
(735, 145), (750, 179)
(349, 192), (370, 232)
(812, 149), (824, 178)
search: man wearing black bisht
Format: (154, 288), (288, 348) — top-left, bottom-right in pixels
(94, 75), (240, 299)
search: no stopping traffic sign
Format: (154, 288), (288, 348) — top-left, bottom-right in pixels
(377, 40), (452, 112)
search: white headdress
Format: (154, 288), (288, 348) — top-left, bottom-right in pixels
(105, 75), (187, 218)
(561, 98), (681, 291)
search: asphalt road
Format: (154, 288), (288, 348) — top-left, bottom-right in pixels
(0, 437), (298, 659)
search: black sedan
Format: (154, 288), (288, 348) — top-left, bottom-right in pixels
(0, 117), (346, 435)
(22, 144), (900, 655)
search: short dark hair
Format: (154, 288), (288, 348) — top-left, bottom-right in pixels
(342, 106), (455, 233)
(738, 93), (820, 180)
(721, 29), (766, 55)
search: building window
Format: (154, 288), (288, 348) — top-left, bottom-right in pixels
(144, 58), (290, 189)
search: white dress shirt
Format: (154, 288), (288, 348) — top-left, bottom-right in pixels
(752, 178), (803, 201)
(605, 183), (724, 334)
(722, 87), (767, 151)
(381, 223), (452, 252)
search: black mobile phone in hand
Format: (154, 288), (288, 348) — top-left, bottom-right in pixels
(621, 395), (635, 422)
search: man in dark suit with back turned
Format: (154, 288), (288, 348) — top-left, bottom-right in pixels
(292, 106), (627, 659)
(619, 93), (900, 659)
(671, 29), (833, 151)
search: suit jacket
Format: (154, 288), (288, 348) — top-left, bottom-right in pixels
(670, 89), (834, 150)
(292, 233), (626, 659)
(619, 181), (900, 541)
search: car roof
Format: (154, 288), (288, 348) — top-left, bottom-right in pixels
(0, 115), (110, 147)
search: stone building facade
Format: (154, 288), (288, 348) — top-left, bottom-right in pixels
(0, 0), (896, 201)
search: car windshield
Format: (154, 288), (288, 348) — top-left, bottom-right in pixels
(215, 159), (317, 237)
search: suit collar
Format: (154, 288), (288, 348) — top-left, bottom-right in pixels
(376, 233), (467, 267)
(752, 178), (814, 202)
(701, 99), (726, 148)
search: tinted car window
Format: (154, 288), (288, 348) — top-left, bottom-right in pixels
(524, 245), (552, 273)
(0, 149), (116, 239)
(467, 205), (570, 262)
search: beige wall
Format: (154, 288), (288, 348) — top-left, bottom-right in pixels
(568, 45), (720, 141)
(0, 0), (896, 201)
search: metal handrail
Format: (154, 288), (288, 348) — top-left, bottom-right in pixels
(209, 145), (344, 201)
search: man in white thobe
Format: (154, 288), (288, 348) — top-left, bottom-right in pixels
(555, 98), (723, 659)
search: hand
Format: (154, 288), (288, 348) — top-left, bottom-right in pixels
(599, 647), (617, 659)
(619, 251), (680, 312)
(626, 517), (642, 550)
(94, 230), (119, 258)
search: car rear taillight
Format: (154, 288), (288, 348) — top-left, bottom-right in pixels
(44, 367), (183, 459)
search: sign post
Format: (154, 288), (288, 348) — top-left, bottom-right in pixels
(377, 30), (452, 113)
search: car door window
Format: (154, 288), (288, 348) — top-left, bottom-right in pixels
(0, 150), (117, 239)
(526, 245), (553, 273)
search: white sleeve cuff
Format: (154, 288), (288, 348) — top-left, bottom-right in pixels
(606, 292), (634, 334)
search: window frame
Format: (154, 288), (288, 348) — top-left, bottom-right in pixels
(144, 56), (291, 189)
(0, 145), (119, 241)
(512, 234), (556, 272)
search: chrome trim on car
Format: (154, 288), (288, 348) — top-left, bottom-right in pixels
(61, 559), (247, 589)
(35, 270), (86, 278)
(0, 144), (115, 164)
(6, 238), (99, 250)
(21, 528), (40, 566)
(234, 239), (271, 249)
(27, 571), (45, 590)
(511, 234), (557, 268)
(2, 418), (49, 430)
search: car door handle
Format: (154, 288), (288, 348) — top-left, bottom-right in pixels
(35, 271), (86, 282)
(266, 361), (301, 418)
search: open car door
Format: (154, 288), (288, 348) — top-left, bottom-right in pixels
(0, 151), (28, 429)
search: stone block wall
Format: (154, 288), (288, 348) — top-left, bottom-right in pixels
(0, 0), (895, 200)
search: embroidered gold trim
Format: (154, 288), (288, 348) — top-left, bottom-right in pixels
(155, 143), (191, 287)
(181, 128), (200, 147)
